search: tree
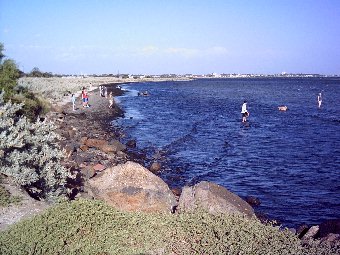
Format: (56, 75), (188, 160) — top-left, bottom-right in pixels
(0, 59), (19, 92)
(0, 43), (48, 120)
(0, 43), (19, 98)
(0, 43), (5, 63)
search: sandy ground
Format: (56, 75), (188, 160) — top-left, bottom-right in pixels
(0, 179), (50, 232)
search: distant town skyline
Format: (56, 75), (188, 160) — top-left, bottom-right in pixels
(1, 0), (340, 75)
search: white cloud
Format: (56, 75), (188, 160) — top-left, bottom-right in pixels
(164, 46), (228, 58)
(206, 46), (228, 55)
(140, 45), (159, 55)
(165, 47), (199, 57)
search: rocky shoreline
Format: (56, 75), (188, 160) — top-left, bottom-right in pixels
(1, 78), (339, 249)
(52, 82), (339, 246)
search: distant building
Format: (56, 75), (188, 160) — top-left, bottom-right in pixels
(212, 72), (221, 78)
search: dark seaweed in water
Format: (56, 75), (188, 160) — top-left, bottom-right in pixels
(114, 78), (340, 227)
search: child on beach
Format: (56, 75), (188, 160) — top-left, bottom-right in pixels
(81, 88), (89, 108)
(71, 94), (76, 111)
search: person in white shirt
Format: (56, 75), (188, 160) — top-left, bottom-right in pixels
(317, 92), (322, 108)
(71, 94), (76, 111)
(241, 100), (249, 122)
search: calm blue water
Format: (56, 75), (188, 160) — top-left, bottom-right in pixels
(114, 78), (340, 227)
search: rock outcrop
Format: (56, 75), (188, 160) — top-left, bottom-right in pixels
(177, 181), (254, 217)
(319, 219), (340, 238)
(87, 161), (177, 213)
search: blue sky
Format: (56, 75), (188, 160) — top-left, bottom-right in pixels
(1, 0), (339, 75)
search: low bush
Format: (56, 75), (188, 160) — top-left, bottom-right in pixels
(0, 93), (72, 200)
(0, 199), (338, 255)
(11, 87), (50, 120)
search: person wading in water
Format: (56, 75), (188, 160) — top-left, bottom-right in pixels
(241, 100), (249, 123)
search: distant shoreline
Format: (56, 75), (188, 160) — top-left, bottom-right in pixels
(18, 76), (192, 107)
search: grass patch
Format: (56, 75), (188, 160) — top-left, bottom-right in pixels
(0, 185), (22, 207)
(0, 199), (338, 255)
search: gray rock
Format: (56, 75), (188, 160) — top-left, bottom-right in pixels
(88, 161), (177, 213)
(177, 181), (255, 217)
(111, 139), (126, 152)
(150, 162), (162, 173)
(297, 224), (309, 238)
(320, 233), (340, 246)
(301, 225), (320, 240)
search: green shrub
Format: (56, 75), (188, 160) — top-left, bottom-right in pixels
(0, 93), (71, 200)
(0, 199), (338, 255)
(11, 88), (50, 120)
(0, 43), (49, 120)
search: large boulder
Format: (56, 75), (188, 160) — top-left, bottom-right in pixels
(87, 161), (177, 213)
(319, 219), (340, 238)
(177, 181), (254, 217)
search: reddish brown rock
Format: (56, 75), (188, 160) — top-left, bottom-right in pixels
(85, 138), (108, 148)
(177, 181), (255, 217)
(100, 144), (116, 153)
(88, 161), (177, 213)
(79, 144), (89, 152)
(93, 163), (106, 172)
(171, 188), (182, 197)
(80, 137), (88, 145)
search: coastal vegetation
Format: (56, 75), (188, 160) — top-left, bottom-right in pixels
(0, 93), (72, 200)
(0, 199), (338, 255)
(0, 42), (71, 201)
(0, 42), (49, 120)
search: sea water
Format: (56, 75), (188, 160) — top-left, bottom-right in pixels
(114, 78), (340, 227)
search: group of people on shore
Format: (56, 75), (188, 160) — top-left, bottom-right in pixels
(71, 85), (114, 111)
(241, 92), (323, 123)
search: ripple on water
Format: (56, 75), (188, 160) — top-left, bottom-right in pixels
(117, 78), (340, 227)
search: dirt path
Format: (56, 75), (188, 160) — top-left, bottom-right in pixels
(0, 179), (50, 232)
